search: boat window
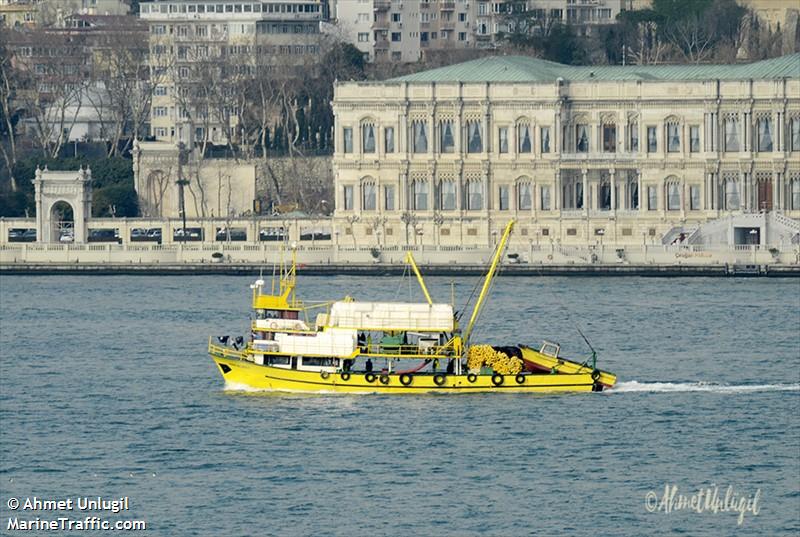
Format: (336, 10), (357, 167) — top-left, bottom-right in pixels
(301, 357), (338, 367)
(267, 356), (290, 365)
(264, 310), (280, 319)
(540, 342), (560, 358)
(282, 310), (299, 320)
(256, 309), (267, 319)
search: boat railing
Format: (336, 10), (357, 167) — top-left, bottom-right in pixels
(208, 340), (248, 361)
(361, 342), (453, 359)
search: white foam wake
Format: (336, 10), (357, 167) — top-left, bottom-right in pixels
(609, 380), (800, 394)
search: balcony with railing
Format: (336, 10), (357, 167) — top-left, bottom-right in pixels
(374, 0), (391, 11)
(440, 1), (455, 10)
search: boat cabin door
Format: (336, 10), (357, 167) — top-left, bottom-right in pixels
(291, 357), (298, 370)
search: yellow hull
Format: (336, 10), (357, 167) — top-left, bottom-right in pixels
(520, 346), (617, 388)
(211, 354), (598, 394)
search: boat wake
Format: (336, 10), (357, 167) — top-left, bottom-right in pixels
(610, 380), (800, 394)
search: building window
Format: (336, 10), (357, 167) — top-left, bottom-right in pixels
(458, 32), (467, 41)
(667, 182), (681, 211)
(343, 127), (353, 153)
(628, 179), (639, 209)
(599, 182), (611, 210)
(467, 121), (482, 153)
(413, 181), (428, 210)
(667, 123), (680, 153)
(690, 185), (700, 210)
(603, 124), (616, 153)
(391, 32), (401, 42)
(440, 120), (455, 153)
(724, 117), (740, 152)
(358, 32), (369, 42)
(791, 118), (800, 151)
(575, 181), (584, 209)
(499, 127), (508, 153)
(384, 127), (394, 153)
(498, 185), (509, 210)
(343, 186), (354, 210)
(362, 182), (377, 211)
(466, 180), (483, 210)
(790, 179), (800, 210)
(440, 180), (456, 210)
(518, 124), (532, 153)
(540, 126), (550, 153)
(575, 124), (589, 153)
(629, 122), (639, 152)
(724, 178), (740, 210)
(690, 125), (700, 153)
(412, 121), (428, 153)
(518, 182), (532, 210)
(757, 117), (773, 152)
(648, 186), (657, 210)
(362, 124), (376, 153)
(384, 185), (395, 210)
(540, 186), (550, 210)
(647, 126), (657, 153)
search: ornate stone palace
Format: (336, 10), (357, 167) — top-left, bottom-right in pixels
(332, 54), (800, 246)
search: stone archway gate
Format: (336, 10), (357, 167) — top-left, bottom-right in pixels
(34, 166), (92, 243)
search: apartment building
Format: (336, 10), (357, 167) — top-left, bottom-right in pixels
(139, 0), (327, 144)
(334, 0), (624, 63)
(0, 0), (130, 28)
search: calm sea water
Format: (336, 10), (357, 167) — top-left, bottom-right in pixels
(0, 274), (798, 536)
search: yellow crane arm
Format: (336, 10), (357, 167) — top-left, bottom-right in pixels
(405, 251), (433, 305)
(462, 221), (515, 347)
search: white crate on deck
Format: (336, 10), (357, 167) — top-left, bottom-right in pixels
(275, 328), (357, 357)
(327, 302), (454, 332)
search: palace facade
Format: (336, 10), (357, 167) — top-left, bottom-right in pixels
(332, 54), (800, 246)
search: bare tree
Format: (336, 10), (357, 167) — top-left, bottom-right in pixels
(0, 33), (20, 191)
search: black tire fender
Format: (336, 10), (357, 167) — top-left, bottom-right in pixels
(399, 374), (413, 386)
(491, 374), (504, 386)
(515, 374), (525, 384)
(433, 373), (446, 386)
(379, 374), (390, 385)
(365, 373), (376, 383)
(467, 373), (478, 383)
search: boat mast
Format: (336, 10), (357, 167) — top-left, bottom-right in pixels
(404, 251), (433, 305)
(462, 221), (515, 350)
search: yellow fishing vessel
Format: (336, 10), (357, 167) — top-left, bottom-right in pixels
(208, 222), (617, 394)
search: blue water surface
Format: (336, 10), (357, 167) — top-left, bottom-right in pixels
(0, 275), (798, 536)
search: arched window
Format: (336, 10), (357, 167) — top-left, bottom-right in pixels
(599, 180), (611, 210)
(439, 119), (455, 153)
(412, 120), (427, 153)
(666, 178), (681, 211)
(517, 180), (532, 210)
(412, 180), (428, 210)
(466, 121), (482, 153)
(439, 180), (456, 210)
(466, 180), (483, 210)
(723, 176), (740, 211)
(362, 180), (376, 211)
(628, 175), (639, 210)
(575, 124), (589, 153)
(666, 119), (681, 153)
(602, 120), (616, 153)
(724, 115), (740, 152)
(790, 178), (800, 210)
(517, 122), (532, 153)
(756, 116), (773, 152)
(361, 121), (376, 153)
